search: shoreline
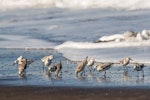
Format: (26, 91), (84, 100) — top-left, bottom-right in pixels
(0, 86), (150, 100)
(1, 48), (150, 65)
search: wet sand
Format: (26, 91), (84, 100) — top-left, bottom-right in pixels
(0, 86), (150, 100)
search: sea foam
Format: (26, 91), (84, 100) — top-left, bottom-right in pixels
(1, 0), (150, 11)
(55, 30), (150, 50)
(0, 35), (55, 48)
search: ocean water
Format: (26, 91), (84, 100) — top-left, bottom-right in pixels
(0, 0), (150, 87)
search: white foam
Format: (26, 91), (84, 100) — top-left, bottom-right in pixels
(98, 30), (150, 42)
(54, 30), (150, 63)
(55, 30), (150, 50)
(1, 0), (150, 10)
(54, 40), (150, 50)
(98, 34), (125, 42)
(0, 35), (55, 48)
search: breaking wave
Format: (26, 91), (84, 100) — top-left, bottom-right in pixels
(55, 30), (150, 49)
(1, 0), (150, 11)
(54, 40), (150, 50)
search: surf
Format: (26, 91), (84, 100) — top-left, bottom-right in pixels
(1, 0), (150, 11)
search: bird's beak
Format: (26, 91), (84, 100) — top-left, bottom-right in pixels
(130, 58), (133, 61)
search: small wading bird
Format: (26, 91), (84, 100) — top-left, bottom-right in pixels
(133, 63), (145, 77)
(13, 56), (34, 78)
(119, 57), (133, 69)
(41, 55), (53, 71)
(48, 61), (62, 78)
(75, 56), (88, 77)
(18, 59), (28, 78)
(94, 63), (113, 76)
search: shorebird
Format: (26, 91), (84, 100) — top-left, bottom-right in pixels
(55, 61), (62, 78)
(48, 61), (62, 78)
(119, 57), (133, 69)
(94, 63), (113, 76)
(13, 56), (34, 66)
(41, 55), (53, 71)
(75, 56), (88, 77)
(87, 58), (95, 71)
(18, 59), (28, 77)
(133, 63), (145, 77)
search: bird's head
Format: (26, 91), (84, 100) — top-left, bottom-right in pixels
(48, 55), (53, 60)
(141, 64), (145, 68)
(128, 57), (133, 61)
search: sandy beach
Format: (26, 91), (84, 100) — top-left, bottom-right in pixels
(0, 86), (150, 100)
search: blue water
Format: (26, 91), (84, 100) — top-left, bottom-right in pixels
(1, 8), (150, 44)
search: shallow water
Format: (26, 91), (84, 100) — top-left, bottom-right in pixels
(0, 1), (150, 87)
(0, 48), (150, 87)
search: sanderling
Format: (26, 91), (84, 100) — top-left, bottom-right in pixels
(55, 61), (62, 78)
(119, 57), (132, 69)
(17, 59), (28, 78)
(75, 56), (88, 77)
(133, 63), (145, 77)
(48, 61), (62, 78)
(94, 63), (113, 76)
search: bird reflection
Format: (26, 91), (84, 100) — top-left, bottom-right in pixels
(133, 63), (145, 77)
(96, 76), (111, 83)
(86, 71), (95, 78)
(136, 76), (144, 84)
(44, 70), (62, 80)
(122, 70), (130, 81)
(75, 75), (86, 81)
